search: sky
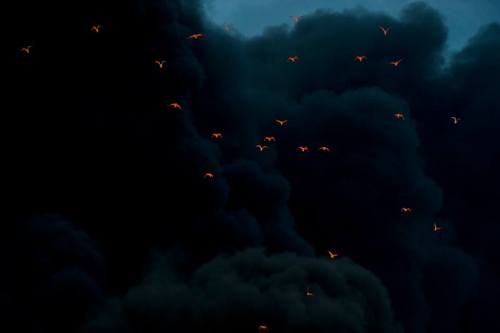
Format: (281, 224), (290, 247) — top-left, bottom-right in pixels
(205, 0), (500, 49)
(4, 1), (500, 333)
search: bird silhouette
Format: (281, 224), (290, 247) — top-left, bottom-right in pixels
(203, 172), (214, 179)
(90, 25), (102, 33)
(380, 26), (390, 36)
(401, 207), (412, 214)
(287, 55), (300, 63)
(355, 55), (368, 62)
(318, 146), (331, 152)
(297, 146), (310, 153)
(258, 325), (270, 333)
(388, 59), (403, 67)
(275, 119), (288, 126)
(211, 132), (223, 140)
(264, 136), (276, 143)
(168, 102), (182, 110)
(450, 116), (461, 125)
(256, 144), (269, 152)
(187, 33), (204, 40)
(433, 224), (443, 232)
(328, 250), (340, 260)
(394, 112), (405, 120)
(20, 45), (32, 54)
(305, 288), (314, 297)
(154, 60), (166, 69)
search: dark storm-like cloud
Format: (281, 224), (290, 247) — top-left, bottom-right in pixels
(84, 249), (402, 333)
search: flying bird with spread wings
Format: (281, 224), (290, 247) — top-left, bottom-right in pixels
(187, 33), (204, 40)
(211, 132), (223, 140)
(380, 26), (390, 36)
(388, 59), (403, 67)
(168, 102), (182, 110)
(258, 325), (270, 333)
(394, 112), (405, 120)
(20, 45), (32, 54)
(450, 116), (461, 125)
(297, 146), (310, 153)
(256, 144), (269, 152)
(275, 119), (288, 126)
(328, 250), (340, 260)
(401, 207), (412, 214)
(355, 55), (368, 62)
(264, 136), (276, 143)
(154, 60), (166, 69)
(90, 25), (103, 33)
(203, 172), (215, 179)
(318, 146), (331, 153)
(287, 55), (300, 63)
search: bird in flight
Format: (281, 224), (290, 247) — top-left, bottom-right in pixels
(90, 25), (103, 33)
(355, 55), (368, 62)
(394, 112), (405, 120)
(187, 33), (204, 40)
(380, 26), (390, 36)
(305, 287), (314, 297)
(287, 55), (300, 63)
(154, 60), (166, 69)
(318, 146), (331, 153)
(290, 15), (303, 23)
(297, 146), (310, 153)
(168, 102), (182, 110)
(275, 119), (288, 127)
(401, 207), (412, 214)
(263, 136), (276, 143)
(20, 45), (32, 55)
(433, 223), (443, 232)
(256, 144), (269, 152)
(450, 116), (461, 125)
(211, 132), (223, 140)
(258, 325), (270, 333)
(388, 59), (403, 67)
(328, 250), (340, 260)
(203, 172), (215, 179)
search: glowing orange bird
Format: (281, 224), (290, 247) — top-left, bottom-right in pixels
(318, 146), (331, 153)
(433, 223), (443, 232)
(388, 59), (403, 67)
(203, 172), (215, 179)
(394, 112), (405, 120)
(187, 33), (204, 40)
(328, 250), (340, 260)
(290, 15), (303, 23)
(154, 60), (166, 69)
(90, 25), (103, 33)
(401, 207), (412, 214)
(355, 55), (368, 62)
(305, 288), (314, 297)
(168, 102), (182, 110)
(264, 136), (276, 143)
(20, 45), (32, 54)
(450, 116), (461, 125)
(288, 55), (300, 63)
(297, 146), (310, 153)
(256, 144), (269, 152)
(275, 119), (288, 126)
(380, 26), (390, 36)
(258, 325), (269, 333)
(211, 132), (223, 140)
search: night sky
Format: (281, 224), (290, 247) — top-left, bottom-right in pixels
(4, 1), (500, 333)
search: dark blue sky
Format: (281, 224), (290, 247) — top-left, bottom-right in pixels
(205, 0), (500, 49)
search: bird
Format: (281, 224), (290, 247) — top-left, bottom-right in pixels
(355, 55), (368, 62)
(90, 25), (103, 33)
(168, 102), (182, 110)
(223, 23), (233, 33)
(394, 112), (405, 120)
(433, 223), (443, 232)
(263, 136), (276, 143)
(328, 250), (340, 260)
(211, 132), (223, 140)
(187, 33), (204, 40)
(450, 116), (461, 125)
(275, 119), (288, 126)
(305, 288), (314, 297)
(258, 325), (270, 333)
(380, 26), (390, 36)
(20, 45), (32, 54)
(290, 15), (303, 23)
(318, 146), (331, 153)
(287, 55), (300, 63)
(297, 146), (310, 153)
(203, 172), (215, 179)
(256, 144), (269, 152)
(154, 60), (167, 69)
(401, 207), (412, 214)
(388, 59), (403, 67)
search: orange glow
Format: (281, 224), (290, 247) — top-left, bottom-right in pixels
(187, 33), (204, 40)
(275, 119), (288, 126)
(318, 146), (331, 153)
(211, 132), (223, 140)
(154, 60), (166, 69)
(355, 55), (368, 62)
(20, 45), (32, 54)
(328, 250), (340, 260)
(90, 25), (102, 33)
(168, 102), (182, 110)
(401, 207), (412, 214)
(287, 55), (300, 63)
(203, 172), (214, 179)
(258, 325), (269, 333)
(380, 26), (390, 36)
(394, 112), (405, 120)
(256, 144), (269, 152)
(263, 136), (276, 143)
(388, 59), (403, 67)
(297, 146), (310, 153)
